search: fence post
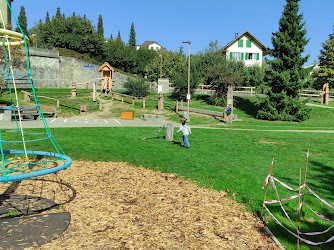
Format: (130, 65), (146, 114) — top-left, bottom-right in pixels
(93, 82), (97, 102)
(57, 99), (60, 108)
(24, 92), (31, 101)
(175, 100), (179, 112)
(143, 98), (146, 109)
(158, 92), (164, 110)
(71, 82), (76, 98)
(165, 123), (174, 141)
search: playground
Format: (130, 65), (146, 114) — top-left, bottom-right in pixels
(1, 1), (333, 249)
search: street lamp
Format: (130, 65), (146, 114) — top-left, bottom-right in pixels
(183, 41), (191, 120)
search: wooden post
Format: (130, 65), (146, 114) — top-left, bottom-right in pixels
(80, 104), (87, 115)
(93, 82), (97, 102)
(226, 83), (233, 124)
(24, 92), (31, 101)
(165, 123), (174, 141)
(71, 82), (77, 98)
(175, 100), (179, 112)
(143, 98), (146, 109)
(121, 96), (124, 103)
(132, 98), (135, 106)
(158, 92), (164, 110)
(321, 83), (329, 105)
(104, 78), (109, 97)
(57, 99), (60, 108)
(261, 157), (274, 217)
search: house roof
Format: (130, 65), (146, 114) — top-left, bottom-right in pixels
(141, 40), (162, 48)
(138, 40), (166, 51)
(221, 31), (268, 56)
(98, 62), (114, 72)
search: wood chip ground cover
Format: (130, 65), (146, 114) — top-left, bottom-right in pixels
(0, 161), (279, 249)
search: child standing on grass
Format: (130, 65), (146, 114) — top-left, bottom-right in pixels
(176, 117), (191, 149)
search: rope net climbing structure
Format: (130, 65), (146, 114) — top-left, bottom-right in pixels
(262, 153), (334, 246)
(0, 0), (71, 182)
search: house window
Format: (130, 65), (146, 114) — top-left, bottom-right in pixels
(238, 40), (243, 47)
(156, 47), (159, 51)
(245, 53), (259, 60)
(231, 52), (244, 60)
(246, 40), (251, 48)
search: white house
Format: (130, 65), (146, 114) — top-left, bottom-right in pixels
(136, 41), (165, 51)
(221, 31), (268, 66)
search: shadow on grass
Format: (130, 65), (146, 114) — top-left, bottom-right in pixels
(234, 96), (260, 118)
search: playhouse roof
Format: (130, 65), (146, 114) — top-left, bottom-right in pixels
(98, 62), (114, 72)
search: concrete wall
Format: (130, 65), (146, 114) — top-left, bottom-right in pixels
(0, 47), (136, 90)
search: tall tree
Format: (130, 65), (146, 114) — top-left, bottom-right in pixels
(45, 11), (50, 23)
(257, 0), (311, 122)
(15, 6), (28, 35)
(55, 7), (62, 19)
(128, 22), (136, 48)
(97, 14), (104, 39)
(312, 25), (334, 89)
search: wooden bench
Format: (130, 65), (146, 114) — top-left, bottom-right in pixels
(57, 99), (87, 115)
(0, 105), (56, 120)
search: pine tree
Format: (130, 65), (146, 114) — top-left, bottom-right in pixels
(97, 14), (104, 39)
(257, 0), (311, 122)
(45, 12), (50, 23)
(15, 6), (28, 35)
(55, 7), (62, 19)
(128, 22), (136, 48)
(312, 25), (334, 89)
(116, 31), (122, 42)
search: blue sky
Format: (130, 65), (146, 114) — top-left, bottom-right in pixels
(9, 0), (334, 65)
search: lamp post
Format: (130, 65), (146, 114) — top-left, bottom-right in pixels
(183, 41), (191, 120)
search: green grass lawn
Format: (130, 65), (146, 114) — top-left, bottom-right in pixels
(8, 125), (332, 250)
(1, 89), (333, 249)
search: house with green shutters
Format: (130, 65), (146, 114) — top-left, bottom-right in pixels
(221, 31), (268, 66)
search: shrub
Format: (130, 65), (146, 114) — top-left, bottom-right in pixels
(123, 78), (150, 97)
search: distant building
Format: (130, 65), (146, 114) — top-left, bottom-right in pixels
(136, 41), (165, 51)
(0, 0), (13, 27)
(221, 31), (268, 66)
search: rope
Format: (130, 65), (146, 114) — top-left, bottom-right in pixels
(141, 124), (167, 140)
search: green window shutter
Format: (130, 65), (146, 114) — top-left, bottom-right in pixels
(238, 40), (243, 47)
(241, 53), (244, 60)
(246, 40), (251, 47)
(257, 53), (260, 60)
(230, 52), (233, 59)
(245, 53), (248, 60)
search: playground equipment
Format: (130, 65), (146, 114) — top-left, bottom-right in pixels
(262, 150), (334, 248)
(98, 62), (114, 94)
(0, 0), (71, 182)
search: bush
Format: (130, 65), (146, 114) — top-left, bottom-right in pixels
(123, 78), (150, 97)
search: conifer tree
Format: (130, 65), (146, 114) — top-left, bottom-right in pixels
(55, 7), (62, 19)
(257, 0), (311, 122)
(97, 14), (104, 39)
(312, 25), (334, 89)
(116, 31), (122, 43)
(128, 22), (136, 48)
(45, 12), (50, 23)
(15, 6), (28, 35)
